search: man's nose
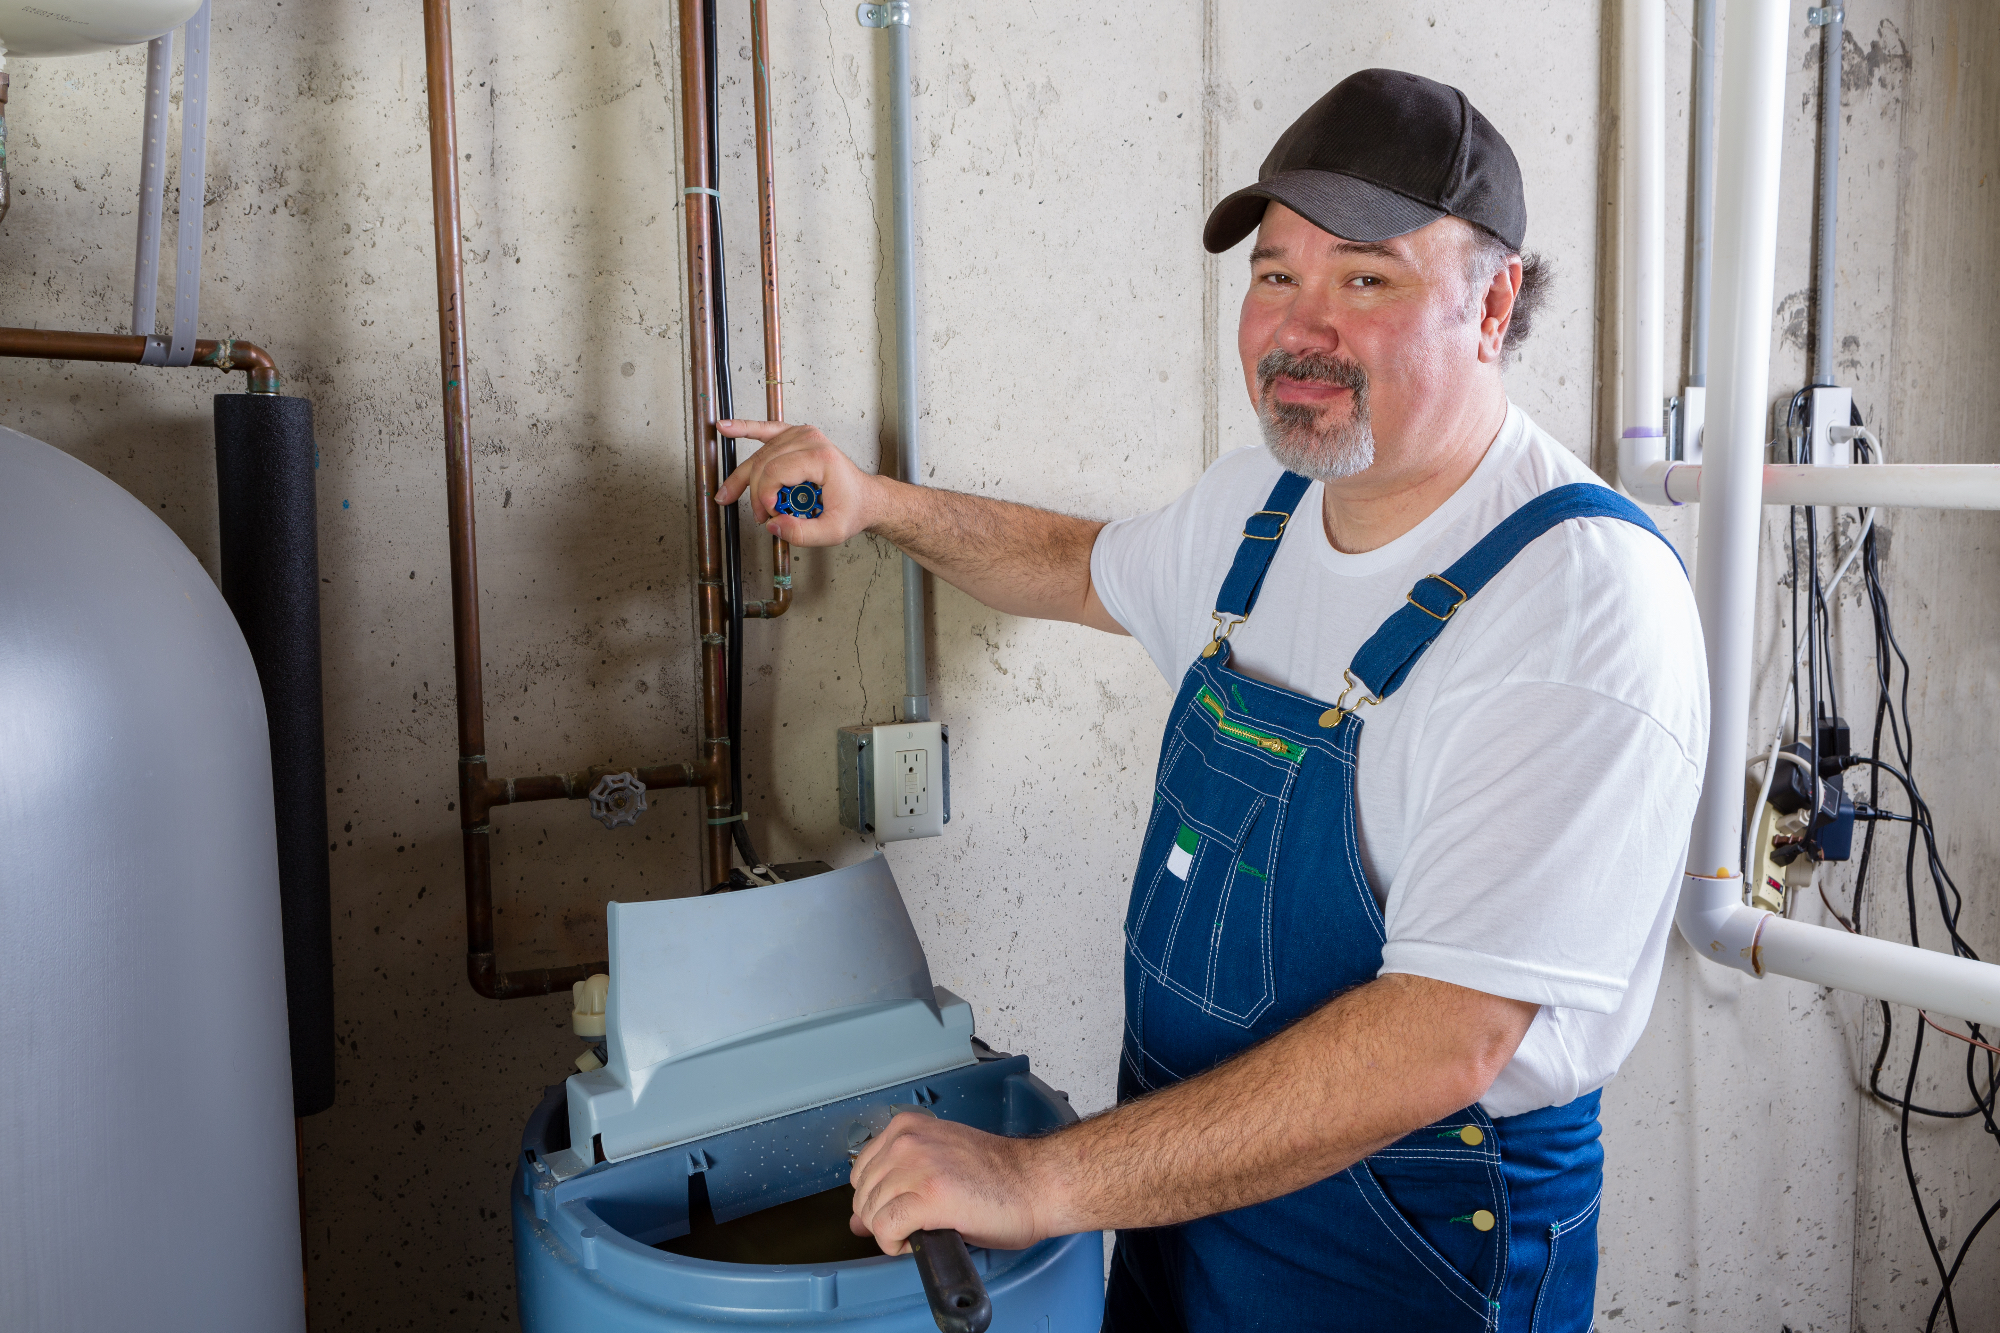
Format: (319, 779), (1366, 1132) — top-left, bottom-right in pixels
(1271, 295), (1341, 359)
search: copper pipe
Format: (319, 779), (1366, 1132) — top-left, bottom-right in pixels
(680, 0), (735, 887)
(423, 0), (633, 998)
(425, 0), (730, 995)
(1, 72), (12, 225)
(744, 0), (792, 621)
(420, 0), (519, 997)
(0, 327), (283, 393)
(476, 761), (700, 813)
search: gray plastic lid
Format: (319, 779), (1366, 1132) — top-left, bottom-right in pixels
(558, 856), (976, 1170)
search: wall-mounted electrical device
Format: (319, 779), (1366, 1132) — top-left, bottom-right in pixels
(840, 721), (950, 842)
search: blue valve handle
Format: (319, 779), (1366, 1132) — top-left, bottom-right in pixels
(773, 479), (825, 520)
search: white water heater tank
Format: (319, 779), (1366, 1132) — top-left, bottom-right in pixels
(0, 0), (202, 57)
(0, 426), (306, 1332)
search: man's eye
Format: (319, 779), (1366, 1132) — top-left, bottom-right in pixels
(1349, 275), (1382, 288)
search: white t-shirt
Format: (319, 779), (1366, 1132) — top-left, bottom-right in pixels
(1090, 404), (1708, 1117)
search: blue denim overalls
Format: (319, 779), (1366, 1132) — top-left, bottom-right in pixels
(1104, 475), (1679, 1333)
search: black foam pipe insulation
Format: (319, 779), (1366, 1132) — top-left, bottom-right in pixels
(214, 392), (336, 1117)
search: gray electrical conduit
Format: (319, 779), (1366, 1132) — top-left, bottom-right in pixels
(1685, 0), (1716, 394)
(862, 0), (930, 724)
(1812, 1), (1841, 387)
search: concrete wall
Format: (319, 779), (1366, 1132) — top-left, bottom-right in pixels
(0, 0), (1993, 1327)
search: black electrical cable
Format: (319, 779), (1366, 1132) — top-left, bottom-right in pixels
(1786, 438), (2000, 1333)
(1784, 388), (1810, 745)
(700, 0), (762, 873)
(1806, 500), (1824, 753)
(1903, 1020), (1962, 1333)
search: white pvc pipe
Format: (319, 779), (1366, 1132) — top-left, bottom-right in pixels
(1755, 919), (2000, 1028)
(1667, 1), (2000, 1027)
(1677, 0), (1791, 973)
(1615, 0), (1667, 490)
(1637, 462), (2000, 509)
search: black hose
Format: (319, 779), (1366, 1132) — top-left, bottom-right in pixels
(213, 393), (335, 1117)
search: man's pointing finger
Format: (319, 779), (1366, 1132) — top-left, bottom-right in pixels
(716, 417), (787, 442)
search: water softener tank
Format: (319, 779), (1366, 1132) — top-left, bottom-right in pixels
(0, 427), (306, 1331)
(513, 858), (1104, 1331)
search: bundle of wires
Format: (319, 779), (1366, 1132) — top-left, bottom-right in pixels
(1783, 398), (2000, 1332)
(699, 0), (762, 875)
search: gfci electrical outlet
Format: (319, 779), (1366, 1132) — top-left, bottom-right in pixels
(838, 721), (950, 842)
(894, 747), (929, 817)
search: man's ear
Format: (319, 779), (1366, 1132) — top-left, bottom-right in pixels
(1477, 256), (1523, 365)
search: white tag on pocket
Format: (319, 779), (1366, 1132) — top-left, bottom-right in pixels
(1167, 823), (1198, 879)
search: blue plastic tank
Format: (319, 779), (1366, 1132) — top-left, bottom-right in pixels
(512, 1048), (1104, 1331)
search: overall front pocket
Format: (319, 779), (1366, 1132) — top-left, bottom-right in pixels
(1126, 687), (1298, 1026)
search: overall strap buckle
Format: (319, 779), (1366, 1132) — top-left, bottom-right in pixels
(1202, 611), (1246, 658)
(1406, 573), (1468, 622)
(1317, 669), (1384, 729)
(1241, 509), (1292, 541)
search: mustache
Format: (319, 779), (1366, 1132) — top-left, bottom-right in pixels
(1257, 349), (1369, 396)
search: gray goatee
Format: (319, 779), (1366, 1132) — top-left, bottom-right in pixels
(1256, 349), (1375, 481)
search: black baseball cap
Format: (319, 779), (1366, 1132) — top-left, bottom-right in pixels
(1203, 69), (1526, 254)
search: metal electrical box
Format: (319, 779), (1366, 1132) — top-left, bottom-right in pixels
(838, 721), (950, 842)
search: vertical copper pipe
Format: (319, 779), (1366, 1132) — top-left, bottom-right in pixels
(421, 0), (499, 990)
(680, 0), (734, 887)
(746, 0), (792, 620)
(0, 73), (12, 225)
(426, 0), (604, 994)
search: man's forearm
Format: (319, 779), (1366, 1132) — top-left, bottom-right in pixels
(716, 419), (1123, 631)
(862, 475), (1116, 629)
(1022, 974), (1534, 1235)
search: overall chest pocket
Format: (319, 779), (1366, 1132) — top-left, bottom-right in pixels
(1126, 685), (1300, 1026)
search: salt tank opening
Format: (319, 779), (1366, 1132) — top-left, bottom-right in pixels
(659, 1175), (883, 1266)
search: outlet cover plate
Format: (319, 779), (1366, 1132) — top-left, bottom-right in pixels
(838, 720), (950, 842)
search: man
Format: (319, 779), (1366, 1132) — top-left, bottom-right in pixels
(718, 68), (1705, 1332)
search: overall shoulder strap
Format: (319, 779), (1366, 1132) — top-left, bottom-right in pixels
(1213, 470), (1313, 622)
(1347, 481), (1684, 701)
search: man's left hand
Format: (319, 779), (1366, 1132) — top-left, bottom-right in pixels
(848, 1112), (1051, 1256)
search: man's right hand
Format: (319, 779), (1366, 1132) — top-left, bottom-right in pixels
(712, 416), (1122, 633)
(716, 419), (878, 547)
